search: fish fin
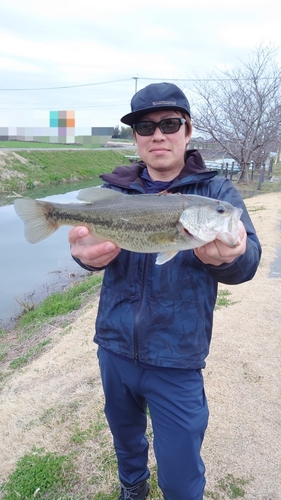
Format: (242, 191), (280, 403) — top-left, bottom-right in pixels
(155, 251), (179, 265)
(149, 231), (178, 245)
(77, 187), (125, 203)
(14, 198), (57, 243)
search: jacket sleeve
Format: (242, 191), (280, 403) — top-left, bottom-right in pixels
(71, 255), (107, 272)
(195, 178), (262, 285)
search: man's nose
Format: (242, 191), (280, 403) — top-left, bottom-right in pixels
(152, 125), (165, 138)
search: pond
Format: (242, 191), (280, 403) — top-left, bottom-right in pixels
(0, 179), (101, 328)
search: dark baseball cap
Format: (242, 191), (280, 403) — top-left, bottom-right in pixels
(120, 82), (191, 126)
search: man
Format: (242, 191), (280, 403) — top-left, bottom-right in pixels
(69, 82), (261, 500)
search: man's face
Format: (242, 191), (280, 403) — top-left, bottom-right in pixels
(133, 110), (192, 181)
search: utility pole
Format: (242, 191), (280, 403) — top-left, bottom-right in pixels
(132, 77), (138, 94)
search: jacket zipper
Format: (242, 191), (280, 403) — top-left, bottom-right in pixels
(133, 254), (150, 366)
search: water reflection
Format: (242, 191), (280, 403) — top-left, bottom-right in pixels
(0, 177), (101, 207)
(0, 179), (101, 328)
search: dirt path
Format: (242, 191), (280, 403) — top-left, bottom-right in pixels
(203, 191), (281, 498)
(0, 192), (280, 499)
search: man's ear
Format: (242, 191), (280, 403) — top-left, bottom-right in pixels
(186, 121), (193, 146)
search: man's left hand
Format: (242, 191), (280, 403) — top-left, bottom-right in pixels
(193, 221), (247, 266)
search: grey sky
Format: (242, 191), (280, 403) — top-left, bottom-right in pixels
(0, 0), (280, 131)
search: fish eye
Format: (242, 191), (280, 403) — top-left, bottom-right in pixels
(216, 205), (226, 214)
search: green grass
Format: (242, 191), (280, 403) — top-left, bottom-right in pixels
(39, 401), (80, 427)
(70, 419), (107, 444)
(0, 138), (131, 149)
(205, 474), (250, 499)
(0, 149), (134, 193)
(218, 474), (249, 498)
(259, 181), (281, 193)
(1, 146), (280, 196)
(0, 448), (77, 500)
(16, 275), (103, 332)
(215, 289), (238, 310)
(0, 140), (82, 149)
(0, 274), (103, 380)
(9, 339), (52, 369)
(0, 345), (7, 362)
(230, 161), (281, 195)
(1, 402), (251, 500)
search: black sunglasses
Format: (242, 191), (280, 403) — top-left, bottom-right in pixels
(133, 118), (186, 136)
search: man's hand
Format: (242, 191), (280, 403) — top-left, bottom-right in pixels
(68, 226), (120, 268)
(194, 221), (247, 266)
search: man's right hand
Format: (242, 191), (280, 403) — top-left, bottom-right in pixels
(68, 226), (120, 268)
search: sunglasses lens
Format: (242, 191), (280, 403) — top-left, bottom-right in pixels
(160, 119), (181, 133)
(134, 118), (185, 136)
(135, 122), (156, 136)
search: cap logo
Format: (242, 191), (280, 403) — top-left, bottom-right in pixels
(152, 100), (177, 106)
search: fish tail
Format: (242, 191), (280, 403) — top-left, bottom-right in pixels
(14, 198), (58, 243)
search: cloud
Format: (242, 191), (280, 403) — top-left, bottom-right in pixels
(1, 0), (281, 129)
(218, 21), (281, 50)
(31, 0), (278, 15)
(0, 27), (184, 87)
(0, 56), (43, 74)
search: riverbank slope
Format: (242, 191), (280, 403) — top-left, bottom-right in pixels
(0, 149), (132, 194)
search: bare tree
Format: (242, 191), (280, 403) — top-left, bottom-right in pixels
(191, 44), (281, 182)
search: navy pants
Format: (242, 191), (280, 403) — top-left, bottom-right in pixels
(97, 347), (209, 500)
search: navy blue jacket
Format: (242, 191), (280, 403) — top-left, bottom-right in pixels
(78, 150), (261, 369)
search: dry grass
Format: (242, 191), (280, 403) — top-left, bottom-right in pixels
(0, 192), (281, 499)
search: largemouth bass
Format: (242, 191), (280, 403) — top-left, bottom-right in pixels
(14, 187), (243, 265)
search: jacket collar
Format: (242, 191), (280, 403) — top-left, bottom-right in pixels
(100, 149), (215, 190)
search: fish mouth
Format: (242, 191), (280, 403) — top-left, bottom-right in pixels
(183, 227), (194, 238)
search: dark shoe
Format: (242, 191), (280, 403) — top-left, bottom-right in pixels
(118, 479), (150, 500)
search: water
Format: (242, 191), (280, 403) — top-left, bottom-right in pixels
(0, 179), (101, 328)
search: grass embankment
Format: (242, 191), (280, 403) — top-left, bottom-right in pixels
(1, 147), (280, 196)
(0, 149), (134, 193)
(0, 139), (134, 149)
(0, 140), (83, 149)
(0, 275), (103, 377)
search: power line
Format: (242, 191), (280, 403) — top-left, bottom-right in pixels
(0, 77), (131, 92)
(0, 102), (128, 110)
(0, 75), (280, 92)
(138, 76), (281, 82)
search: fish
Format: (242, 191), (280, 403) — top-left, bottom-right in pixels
(14, 187), (243, 265)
